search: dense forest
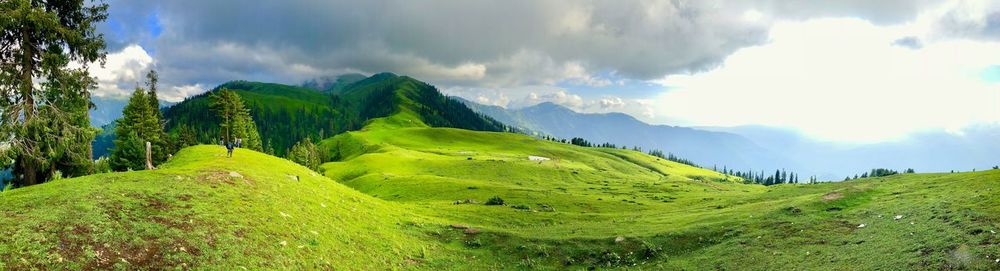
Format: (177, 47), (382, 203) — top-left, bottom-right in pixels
(162, 73), (508, 156)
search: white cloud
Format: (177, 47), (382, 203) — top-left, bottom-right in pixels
(162, 84), (207, 102)
(87, 44), (154, 98)
(653, 17), (1000, 142)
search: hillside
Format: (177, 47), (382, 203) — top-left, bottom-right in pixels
(3, 121), (1000, 269)
(457, 98), (793, 172)
(316, 109), (1000, 269)
(0, 145), (489, 270)
(162, 74), (506, 156)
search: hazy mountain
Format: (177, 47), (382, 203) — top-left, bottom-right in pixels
(704, 125), (1000, 179)
(90, 96), (177, 127)
(460, 98), (1000, 180)
(457, 98), (795, 172)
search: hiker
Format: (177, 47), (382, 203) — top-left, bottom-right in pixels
(226, 139), (235, 157)
(219, 137), (225, 146)
(236, 138), (242, 148)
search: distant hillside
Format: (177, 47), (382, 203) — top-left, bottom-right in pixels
(301, 73), (367, 93)
(457, 98), (793, 172)
(702, 125), (1000, 179)
(162, 73), (506, 156)
(90, 96), (176, 127)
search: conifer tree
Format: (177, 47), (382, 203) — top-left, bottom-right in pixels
(111, 89), (154, 171)
(288, 137), (320, 170)
(0, 0), (109, 186)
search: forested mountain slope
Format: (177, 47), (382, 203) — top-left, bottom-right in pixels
(162, 73), (507, 156)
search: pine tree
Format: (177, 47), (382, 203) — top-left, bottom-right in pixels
(288, 137), (320, 170)
(0, 0), (109, 186)
(209, 88), (262, 151)
(144, 70), (170, 161)
(111, 89), (154, 171)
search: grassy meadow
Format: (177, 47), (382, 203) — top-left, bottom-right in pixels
(1, 114), (998, 270)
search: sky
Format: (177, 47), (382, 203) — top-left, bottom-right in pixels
(90, 0), (1000, 142)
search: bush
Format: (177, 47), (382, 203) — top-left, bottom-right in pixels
(93, 157), (112, 173)
(510, 204), (531, 210)
(485, 195), (505, 206)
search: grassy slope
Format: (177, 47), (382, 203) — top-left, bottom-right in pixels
(0, 146), (496, 270)
(3, 131), (999, 270)
(320, 112), (1000, 270)
(4, 112), (999, 269)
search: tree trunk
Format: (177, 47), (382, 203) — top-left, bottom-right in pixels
(19, 26), (38, 186)
(145, 141), (154, 170)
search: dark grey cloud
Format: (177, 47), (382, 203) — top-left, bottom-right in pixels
(99, 0), (776, 91)
(95, 0), (956, 100)
(932, 2), (1000, 41)
(744, 0), (945, 25)
(892, 36), (923, 49)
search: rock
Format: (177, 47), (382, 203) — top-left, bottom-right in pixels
(279, 240), (287, 246)
(229, 171), (243, 178)
(857, 224), (866, 228)
(450, 224), (469, 229)
(894, 215), (904, 220)
(464, 228), (481, 234)
(615, 236), (625, 243)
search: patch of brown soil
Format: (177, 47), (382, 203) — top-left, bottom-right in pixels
(822, 192), (844, 201)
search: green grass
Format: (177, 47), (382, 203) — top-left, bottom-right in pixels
(0, 146), (494, 270)
(317, 115), (1000, 270)
(3, 115), (1000, 269)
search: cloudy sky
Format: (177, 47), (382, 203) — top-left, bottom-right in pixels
(92, 0), (999, 142)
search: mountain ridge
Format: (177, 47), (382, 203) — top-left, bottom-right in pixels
(456, 97), (796, 172)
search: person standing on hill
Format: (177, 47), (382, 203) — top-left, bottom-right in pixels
(226, 140), (235, 158)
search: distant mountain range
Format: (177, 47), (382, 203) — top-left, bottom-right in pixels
(456, 98), (795, 173)
(701, 125), (1000, 179)
(89, 73), (999, 181)
(457, 98), (1000, 180)
(90, 96), (177, 127)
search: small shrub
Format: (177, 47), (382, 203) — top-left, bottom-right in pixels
(464, 238), (483, 248)
(485, 196), (505, 206)
(511, 204), (531, 210)
(50, 170), (63, 181)
(93, 157), (112, 173)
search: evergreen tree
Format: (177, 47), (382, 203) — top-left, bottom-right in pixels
(209, 88), (262, 151)
(0, 0), (109, 186)
(110, 88), (166, 171)
(143, 70), (170, 162)
(288, 137), (320, 170)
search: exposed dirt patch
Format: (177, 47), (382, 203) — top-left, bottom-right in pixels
(822, 192), (844, 201)
(200, 171), (255, 186)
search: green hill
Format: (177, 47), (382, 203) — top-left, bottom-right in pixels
(0, 145), (491, 270)
(315, 109), (1000, 269)
(6, 74), (999, 269)
(3, 128), (1000, 269)
(163, 73), (508, 156)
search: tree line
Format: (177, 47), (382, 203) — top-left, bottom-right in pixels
(712, 166), (813, 185)
(843, 168), (914, 181)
